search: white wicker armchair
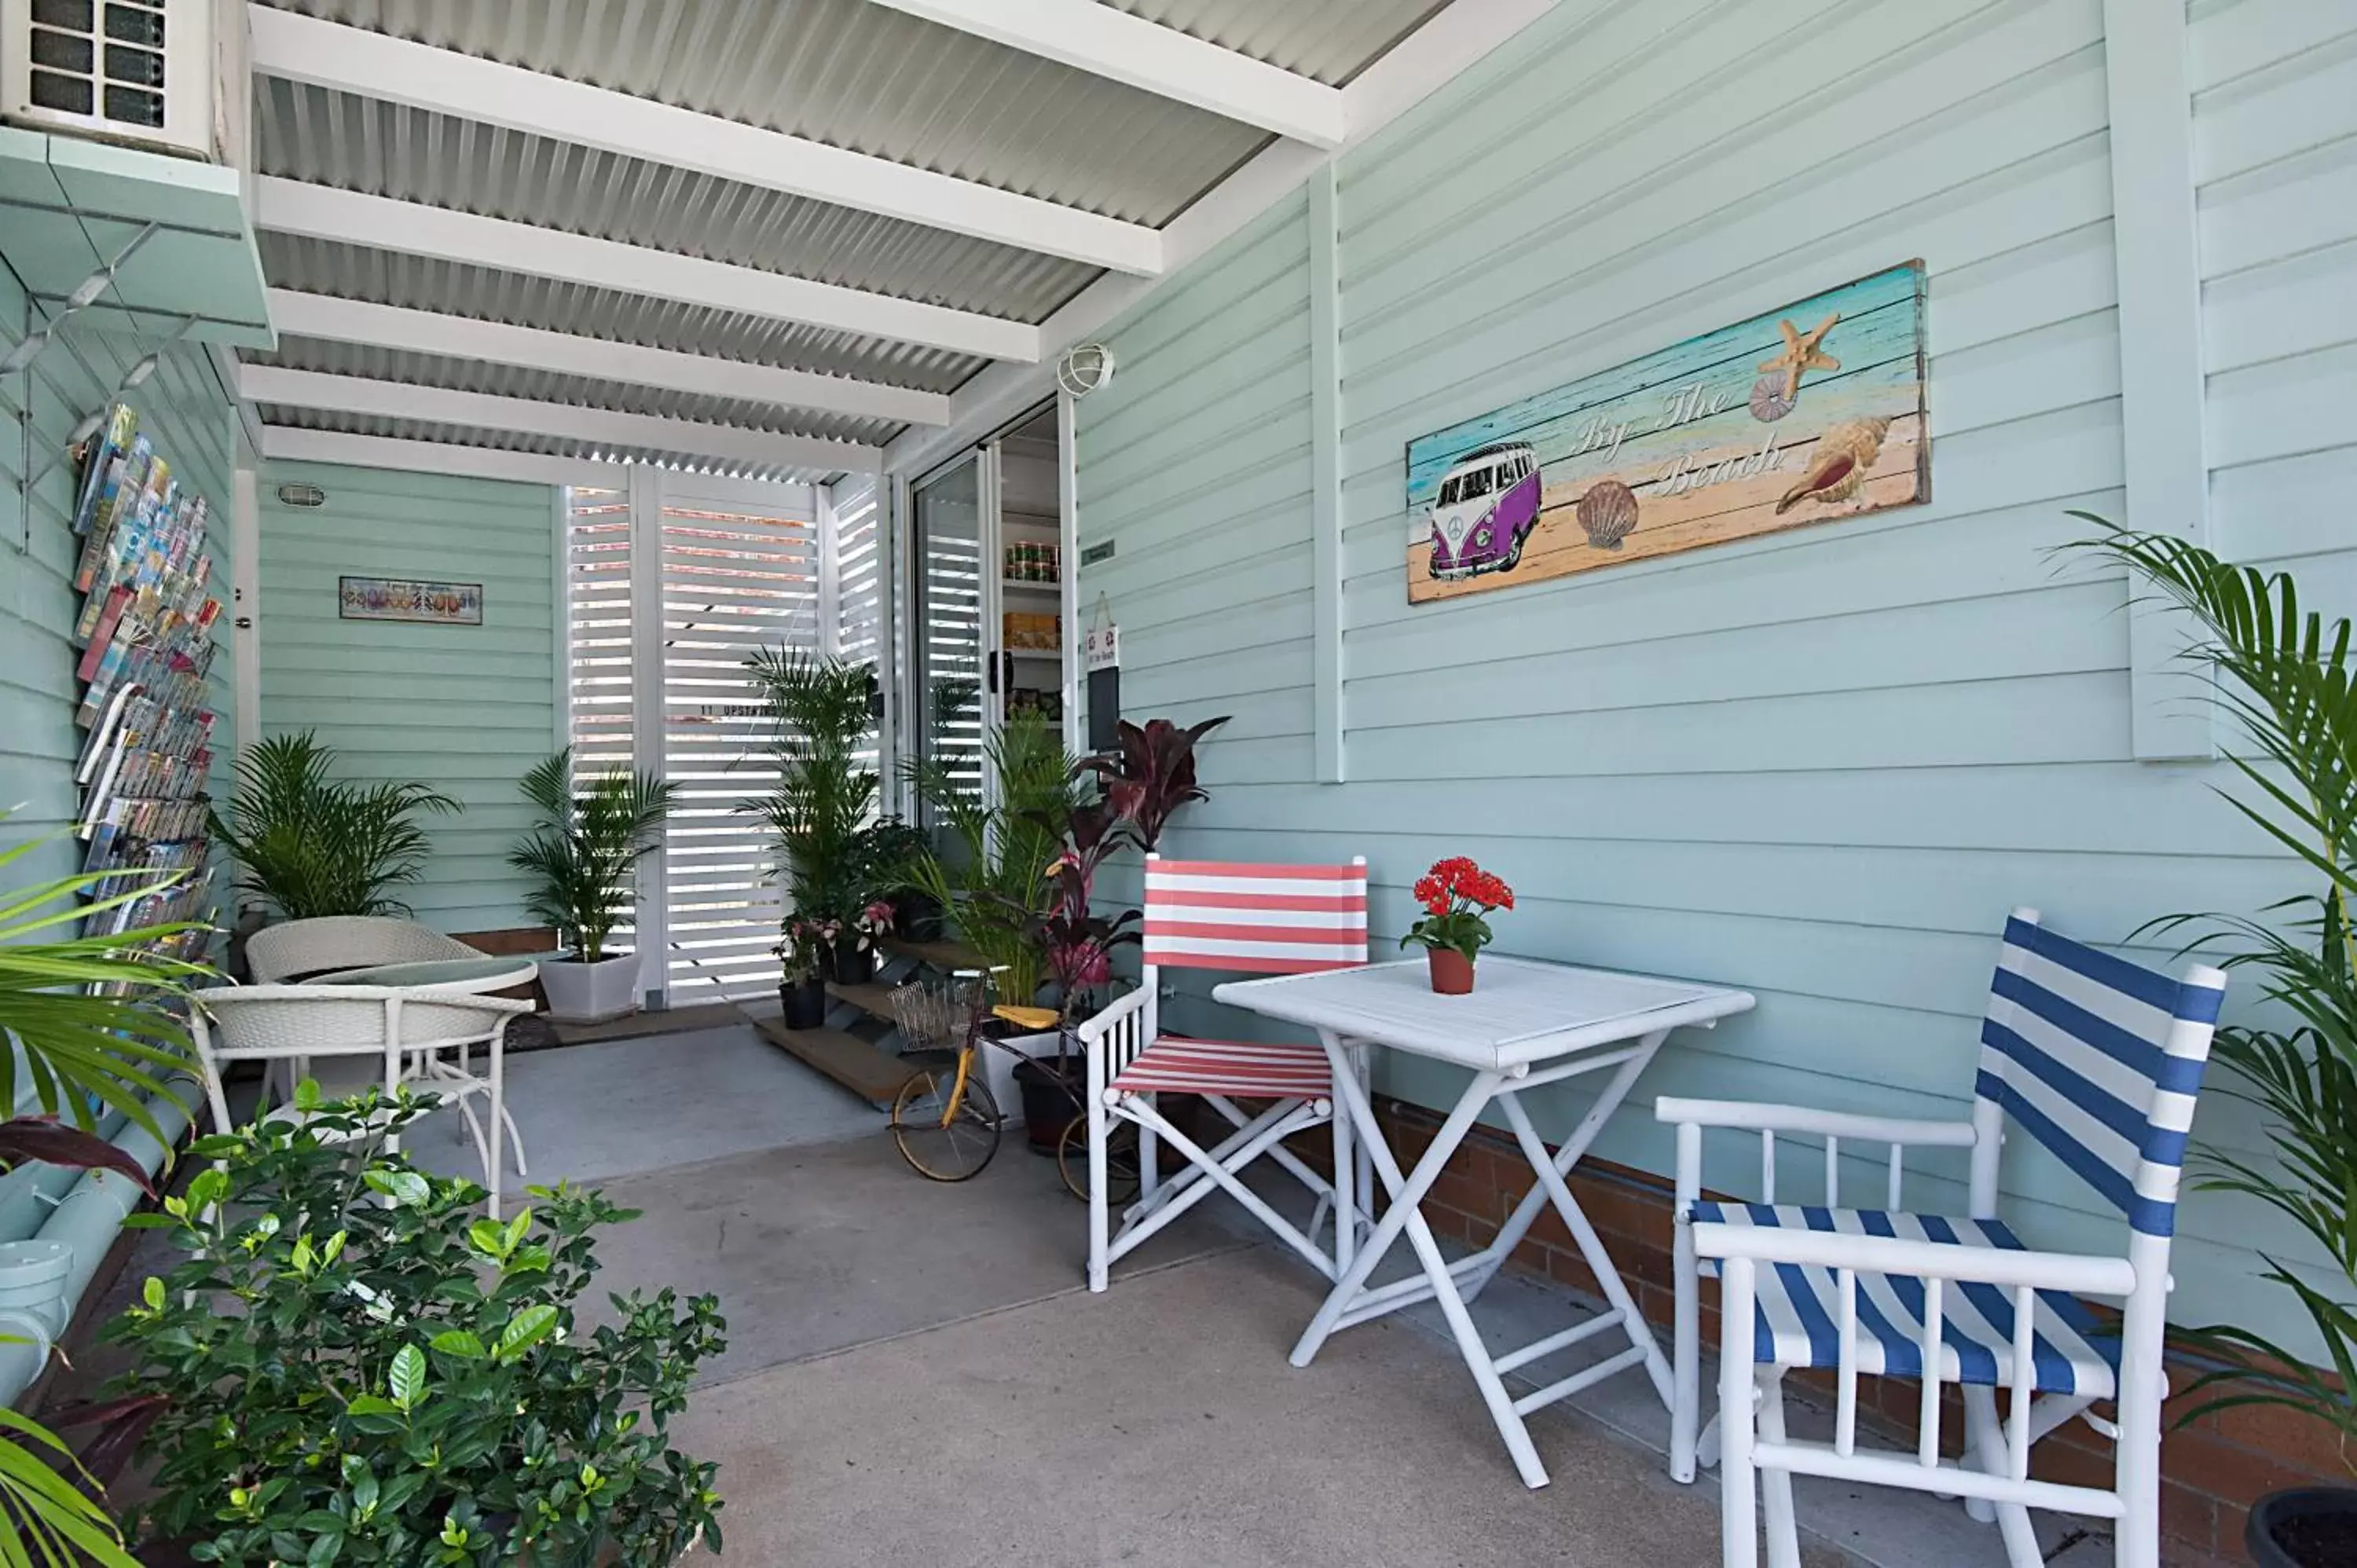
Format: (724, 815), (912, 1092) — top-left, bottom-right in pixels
(245, 917), (481, 984)
(191, 984), (532, 1212)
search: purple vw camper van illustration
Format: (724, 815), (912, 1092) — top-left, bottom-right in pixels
(1424, 442), (1541, 580)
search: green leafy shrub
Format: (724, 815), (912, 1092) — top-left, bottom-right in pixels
(108, 1088), (725, 1565)
(210, 734), (460, 920)
(509, 749), (678, 965)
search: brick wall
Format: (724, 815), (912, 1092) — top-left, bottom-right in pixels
(1370, 1098), (2348, 1567)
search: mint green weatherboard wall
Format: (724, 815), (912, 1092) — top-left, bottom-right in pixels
(0, 270), (236, 892)
(1073, 0), (2356, 1347)
(257, 462), (557, 934)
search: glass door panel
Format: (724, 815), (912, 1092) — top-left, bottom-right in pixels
(911, 455), (988, 826)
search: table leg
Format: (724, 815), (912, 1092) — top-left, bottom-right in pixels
(1290, 1057), (1504, 1370)
(1328, 1031), (1355, 1278)
(1469, 1042), (1657, 1303)
(487, 1024), (504, 1217)
(1498, 1089), (1675, 1409)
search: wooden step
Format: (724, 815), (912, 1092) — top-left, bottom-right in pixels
(751, 1021), (920, 1108)
(878, 934), (992, 971)
(826, 980), (903, 1023)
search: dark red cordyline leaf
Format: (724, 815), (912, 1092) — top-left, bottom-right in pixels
(0, 1119), (154, 1195)
(46, 1393), (168, 1491)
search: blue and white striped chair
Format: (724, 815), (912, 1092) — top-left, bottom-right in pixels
(1657, 909), (2225, 1568)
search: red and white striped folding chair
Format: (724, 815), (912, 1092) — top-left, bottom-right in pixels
(1076, 855), (1369, 1291)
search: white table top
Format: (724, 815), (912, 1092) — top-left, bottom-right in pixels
(1212, 957), (1754, 1071)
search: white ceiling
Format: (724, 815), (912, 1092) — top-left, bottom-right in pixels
(237, 0), (1525, 484)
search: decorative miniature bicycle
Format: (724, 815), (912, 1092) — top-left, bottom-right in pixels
(885, 967), (1140, 1205)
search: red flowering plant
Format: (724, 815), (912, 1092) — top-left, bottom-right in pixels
(1401, 856), (1515, 961)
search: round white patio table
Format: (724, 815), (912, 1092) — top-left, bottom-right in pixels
(310, 956), (539, 1193)
(1211, 954), (1754, 1490)
(310, 956), (541, 992)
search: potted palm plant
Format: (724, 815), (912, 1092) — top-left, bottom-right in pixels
(2074, 523), (2357, 1568)
(210, 732), (459, 921)
(0, 816), (212, 1566)
(509, 749), (678, 1024)
(740, 650), (880, 985)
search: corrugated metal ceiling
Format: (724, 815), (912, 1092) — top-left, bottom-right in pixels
(250, 335), (908, 448)
(254, 78), (1100, 324)
(251, 0), (1267, 225)
(259, 405), (835, 483)
(242, 0), (1447, 471)
(1102, 0), (1450, 86)
(258, 233), (989, 394)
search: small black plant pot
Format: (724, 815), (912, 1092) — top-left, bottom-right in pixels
(1013, 1053), (1083, 1155)
(827, 938), (878, 985)
(779, 976), (828, 1031)
(894, 890), (945, 943)
(2249, 1486), (2357, 1568)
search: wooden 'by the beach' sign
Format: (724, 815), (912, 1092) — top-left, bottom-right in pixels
(1404, 262), (1929, 603)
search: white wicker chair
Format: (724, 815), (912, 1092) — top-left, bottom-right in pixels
(243, 918), (530, 1178)
(245, 917), (482, 984)
(191, 984), (533, 1213)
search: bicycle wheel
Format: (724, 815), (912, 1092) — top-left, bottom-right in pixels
(1057, 1112), (1141, 1206)
(891, 1064), (1002, 1182)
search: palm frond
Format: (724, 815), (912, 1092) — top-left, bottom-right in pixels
(2068, 518), (2357, 1464)
(507, 746), (677, 962)
(209, 732), (460, 919)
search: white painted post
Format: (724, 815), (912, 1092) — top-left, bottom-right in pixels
(626, 466), (669, 1009)
(816, 480), (841, 661)
(1307, 163), (1345, 784)
(230, 463), (261, 756)
(550, 486), (570, 755)
(2102, 0), (2214, 761)
(876, 458), (900, 805)
(1058, 390), (1082, 758)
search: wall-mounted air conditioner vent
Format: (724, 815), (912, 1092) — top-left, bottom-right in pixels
(2, 0), (216, 157)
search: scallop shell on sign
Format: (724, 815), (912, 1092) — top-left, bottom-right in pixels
(1775, 416), (1890, 515)
(1748, 374), (1797, 423)
(1576, 479), (1640, 549)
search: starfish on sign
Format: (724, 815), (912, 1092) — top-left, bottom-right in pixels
(1758, 313), (1841, 402)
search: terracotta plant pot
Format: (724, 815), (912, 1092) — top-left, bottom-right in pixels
(1428, 947), (1475, 995)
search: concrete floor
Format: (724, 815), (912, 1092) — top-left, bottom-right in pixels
(58, 1030), (2121, 1566)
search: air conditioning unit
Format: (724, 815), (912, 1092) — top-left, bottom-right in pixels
(1, 0), (222, 158)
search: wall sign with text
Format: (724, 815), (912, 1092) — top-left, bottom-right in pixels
(338, 576), (485, 625)
(1403, 261), (1929, 603)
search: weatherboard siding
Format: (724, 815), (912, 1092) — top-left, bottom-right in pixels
(1073, 0), (2357, 1344)
(256, 462), (557, 933)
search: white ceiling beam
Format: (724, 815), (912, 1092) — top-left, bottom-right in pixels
(885, 0), (1567, 477)
(240, 365), (879, 474)
(266, 290), (949, 429)
(261, 427), (621, 488)
(864, 0), (1346, 148)
(252, 176), (1043, 364)
(247, 5), (1163, 278)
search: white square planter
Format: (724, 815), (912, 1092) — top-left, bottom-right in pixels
(537, 951), (642, 1024)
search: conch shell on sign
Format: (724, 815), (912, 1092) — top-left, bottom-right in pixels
(1775, 416), (1889, 515)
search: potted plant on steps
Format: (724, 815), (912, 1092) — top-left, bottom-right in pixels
(1010, 800), (1139, 1152)
(739, 649), (881, 994)
(106, 1086), (726, 1566)
(1400, 856), (1514, 994)
(510, 748), (678, 1024)
(776, 918), (829, 1031)
(2073, 524), (2357, 1568)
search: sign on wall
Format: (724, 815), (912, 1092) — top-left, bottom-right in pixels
(338, 576), (484, 625)
(1404, 261), (1929, 603)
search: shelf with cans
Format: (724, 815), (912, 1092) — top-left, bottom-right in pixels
(64, 403), (224, 958)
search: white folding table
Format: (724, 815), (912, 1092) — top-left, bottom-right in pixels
(1212, 956), (1754, 1489)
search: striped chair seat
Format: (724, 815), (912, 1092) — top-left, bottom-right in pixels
(1108, 1035), (1332, 1101)
(1693, 1201), (2118, 1398)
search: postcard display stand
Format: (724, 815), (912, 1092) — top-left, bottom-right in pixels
(64, 405), (222, 958)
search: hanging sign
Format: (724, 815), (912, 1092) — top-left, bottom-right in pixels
(1403, 260), (1930, 603)
(1084, 596), (1120, 752)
